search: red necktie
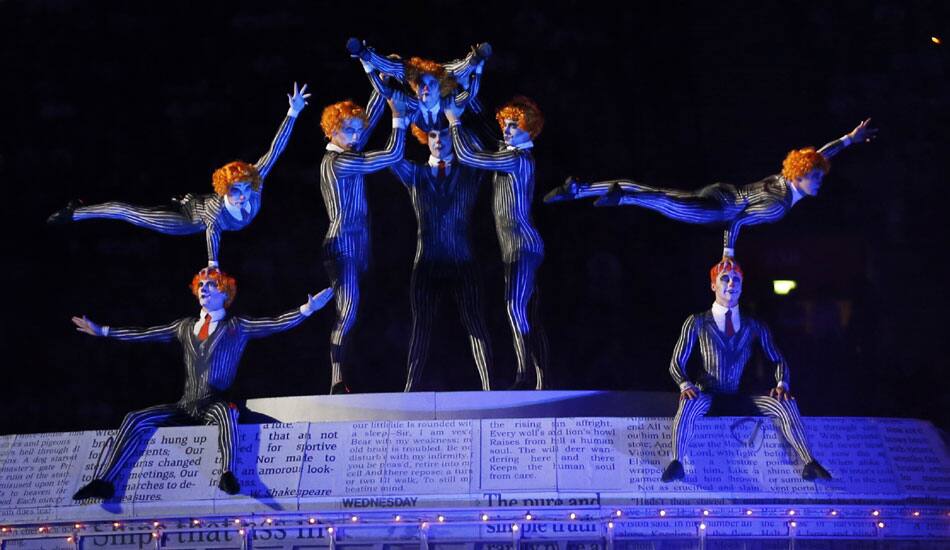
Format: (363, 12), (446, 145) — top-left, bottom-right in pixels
(725, 309), (735, 338)
(437, 160), (446, 179)
(197, 313), (212, 341)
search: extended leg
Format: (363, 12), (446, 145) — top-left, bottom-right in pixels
(504, 254), (543, 388)
(73, 202), (204, 235)
(544, 177), (647, 203)
(404, 263), (442, 392)
(451, 264), (493, 391)
(751, 396), (815, 464)
(74, 403), (188, 499)
(325, 257), (362, 393)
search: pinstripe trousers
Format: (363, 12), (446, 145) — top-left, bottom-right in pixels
(94, 400), (239, 482)
(579, 180), (741, 223)
(405, 261), (493, 392)
(323, 256), (364, 388)
(504, 253), (549, 389)
(73, 202), (205, 234)
(670, 392), (814, 464)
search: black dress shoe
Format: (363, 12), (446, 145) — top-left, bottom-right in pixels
(47, 199), (81, 225)
(543, 177), (582, 204)
(346, 37), (367, 57)
(593, 183), (624, 207)
(472, 42), (493, 62)
(72, 479), (115, 500)
(330, 382), (351, 395)
(218, 471), (241, 495)
(661, 460), (685, 482)
(802, 460), (832, 480)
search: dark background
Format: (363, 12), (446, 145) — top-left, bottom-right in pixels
(2, 1), (947, 435)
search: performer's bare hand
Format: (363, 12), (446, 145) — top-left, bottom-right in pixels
(72, 315), (103, 337)
(848, 118), (877, 143)
(287, 82), (311, 112)
(307, 288), (335, 311)
(769, 386), (795, 401)
(387, 90), (407, 119)
(680, 387), (698, 400)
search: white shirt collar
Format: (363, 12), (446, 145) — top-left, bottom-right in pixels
(326, 142), (345, 153)
(428, 154), (454, 168)
(423, 102), (440, 116)
(200, 308), (226, 322)
(711, 302), (741, 332)
(784, 176), (805, 206)
(505, 140), (534, 151)
(224, 197), (251, 221)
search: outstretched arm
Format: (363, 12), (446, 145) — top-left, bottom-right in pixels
(239, 288), (334, 338)
(445, 103), (520, 172)
(254, 82), (309, 181)
(334, 93), (408, 176)
(669, 315), (700, 398)
(817, 118), (877, 160)
(73, 315), (181, 342)
(348, 38), (406, 81)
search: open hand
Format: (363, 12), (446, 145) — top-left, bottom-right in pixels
(71, 315), (103, 337)
(288, 82), (311, 112)
(680, 387), (698, 400)
(848, 118), (878, 144)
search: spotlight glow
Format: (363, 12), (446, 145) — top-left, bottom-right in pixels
(350, 516), (358, 523)
(702, 510), (710, 516)
(525, 513), (533, 521)
(512, 524), (519, 532)
(607, 521), (614, 529)
(615, 509), (623, 517)
(773, 280), (797, 295)
(699, 523), (707, 530)
(830, 510), (839, 516)
(933, 36), (942, 44)
(481, 514), (489, 521)
(788, 510), (796, 516)
(790, 521), (798, 528)
(394, 515), (402, 522)
(437, 515), (445, 523)
(659, 510), (667, 517)
(745, 510), (753, 516)
(872, 510), (880, 517)
(308, 517), (316, 524)
(569, 512), (577, 520)
(912, 511), (920, 517)
(878, 521), (886, 528)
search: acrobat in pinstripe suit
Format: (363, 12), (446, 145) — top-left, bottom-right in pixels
(390, 132), (493, 391)
(662, 259), (830, 482)
(50, 85), (311, 267)
(348, 39), (490, 131)
(71, 268), (333, 500)
(546, 119), (876, 257)
(319, 93), (407, 393)
(446, 97), (548, 390)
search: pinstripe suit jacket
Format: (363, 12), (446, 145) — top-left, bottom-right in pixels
(318, 92), (404, 265)
(107, 308), (309, 412)
(721, 137), (847, 250)
(450, 125), (544, 263)
(390, 159), (486, 265)
(669, 309), (789, 394)
(180, 113), (298, 263)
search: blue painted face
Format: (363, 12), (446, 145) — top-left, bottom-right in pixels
(502, 118), (530, 146)
(197, 277), (227, 311)
(227, 182), (253, 207)
(417, 74), (440, 109)
(332, 117), (365, 150)
(794, 169), (825, 196)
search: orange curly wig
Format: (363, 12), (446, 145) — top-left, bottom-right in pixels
(710, 258), (744, 285)
(212, 161), (261, 197)
(405, 57), (458, 98)
(410, 124), (430, 145)
(496, 96), (544, 139)
(190, 267), (237, 308)
(321, 100), (367, 139)
(781, 147), (830, 181)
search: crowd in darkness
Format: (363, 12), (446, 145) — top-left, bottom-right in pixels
(2, 1), (947, 435)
